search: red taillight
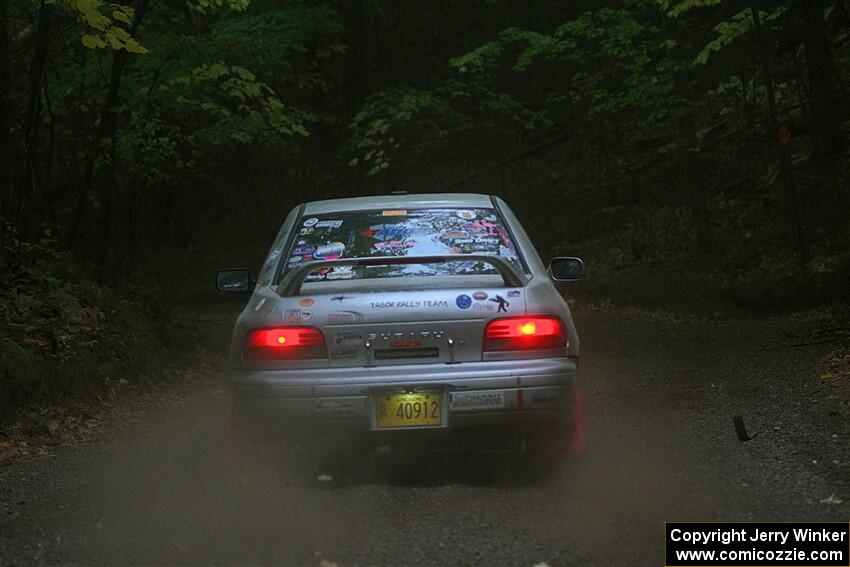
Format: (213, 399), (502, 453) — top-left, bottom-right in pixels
(483, 316), (567, 351)
(243, 327), (327, 361)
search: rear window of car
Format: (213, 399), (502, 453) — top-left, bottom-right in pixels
(280, 207), (522, 281)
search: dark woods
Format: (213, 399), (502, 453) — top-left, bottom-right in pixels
(1, 0), (849, 293)
(0, 0), (849, 425)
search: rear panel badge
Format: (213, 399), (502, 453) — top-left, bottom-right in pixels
(327, 310), (366, 324)
(333, 331), (363, 345)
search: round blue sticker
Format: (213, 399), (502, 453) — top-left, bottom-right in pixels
(456, 294), (472, 309)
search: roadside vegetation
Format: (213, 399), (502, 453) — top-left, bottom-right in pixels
(0, 222), (193, 428)
(1, 0), (849, 424)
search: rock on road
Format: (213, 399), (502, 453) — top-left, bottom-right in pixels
(1, 308), (849, 566)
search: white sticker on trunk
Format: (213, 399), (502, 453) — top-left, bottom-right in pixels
(450, 391), (505, 410)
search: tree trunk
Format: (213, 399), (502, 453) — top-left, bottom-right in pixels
(673, 65), (718, 256)
(17, 0), (51, 233)
(70, 0), (149, 276)
(666, 10), (718, 256)
(752, 5), (809, 267)
(0, 0), (9, 222)
(800, 0), (844, 155)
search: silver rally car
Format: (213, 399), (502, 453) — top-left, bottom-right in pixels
(218, 193), (584, 461)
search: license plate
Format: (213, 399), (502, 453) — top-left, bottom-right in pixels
(374, 393), (442, 428)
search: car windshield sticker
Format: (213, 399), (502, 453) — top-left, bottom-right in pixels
(315, 219), (343, 229)
(283, 208), (521, 280)
(314, 242), (345, 260)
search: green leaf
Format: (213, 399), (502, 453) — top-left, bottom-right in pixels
(81, 34), (105, 49)
(112, 9), (131, 24)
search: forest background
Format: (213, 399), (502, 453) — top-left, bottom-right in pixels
(1, 0), (849, 424)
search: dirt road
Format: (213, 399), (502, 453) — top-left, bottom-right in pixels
(1, 307), (848, 566)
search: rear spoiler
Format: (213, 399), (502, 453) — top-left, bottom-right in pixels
(277, 255), (525, 296)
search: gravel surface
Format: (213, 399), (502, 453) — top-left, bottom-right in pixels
(1, 307), (848, 566)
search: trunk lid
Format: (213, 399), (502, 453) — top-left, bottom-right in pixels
(300, 286), (525, 366)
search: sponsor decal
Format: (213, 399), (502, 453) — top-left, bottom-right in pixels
(303, 217), (319, 227)
(292, 246), (314, 255)
(472, 291), (488, 301)
(451, 237), (499, 245)
(451, 391), (505, 410)
(499, 244), (518, 259)
(507, 290), (520, 298)
(370, 226), (412, 240)
(287, 255), (303, 264)
(298, 298), (315, 307)
(334, 332), (363, 345)
(299, 227), (314, 236)
(382, 210), (407, 216)
(305, 267), (332, 281)
(456, 210), (476, 220)
(315, 400), (355, 413)
(469, 220), (498, 235)
(489, 294), (510, 313)
(373, 240), (415, 250)
(301, 310), (313, 322)
(331, 295), (351, 302)
(443, 231), (467, 238)
(456, 294), (472, 309)
(370, 300), (449, 309)
(284, 309), (302, 324)
(315, 219), (343, 229)
(327, 310), (366, 324)
(327, 270), (354, 280)
(314, 242), (345, 260)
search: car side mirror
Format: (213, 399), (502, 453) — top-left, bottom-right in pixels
(216, 269), (253, 293)
(548, 257), (584, 282)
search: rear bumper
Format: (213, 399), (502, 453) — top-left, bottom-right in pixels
(231, 357), (578, 432)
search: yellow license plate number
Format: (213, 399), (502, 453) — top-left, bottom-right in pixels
(375, 393), (442, 428)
